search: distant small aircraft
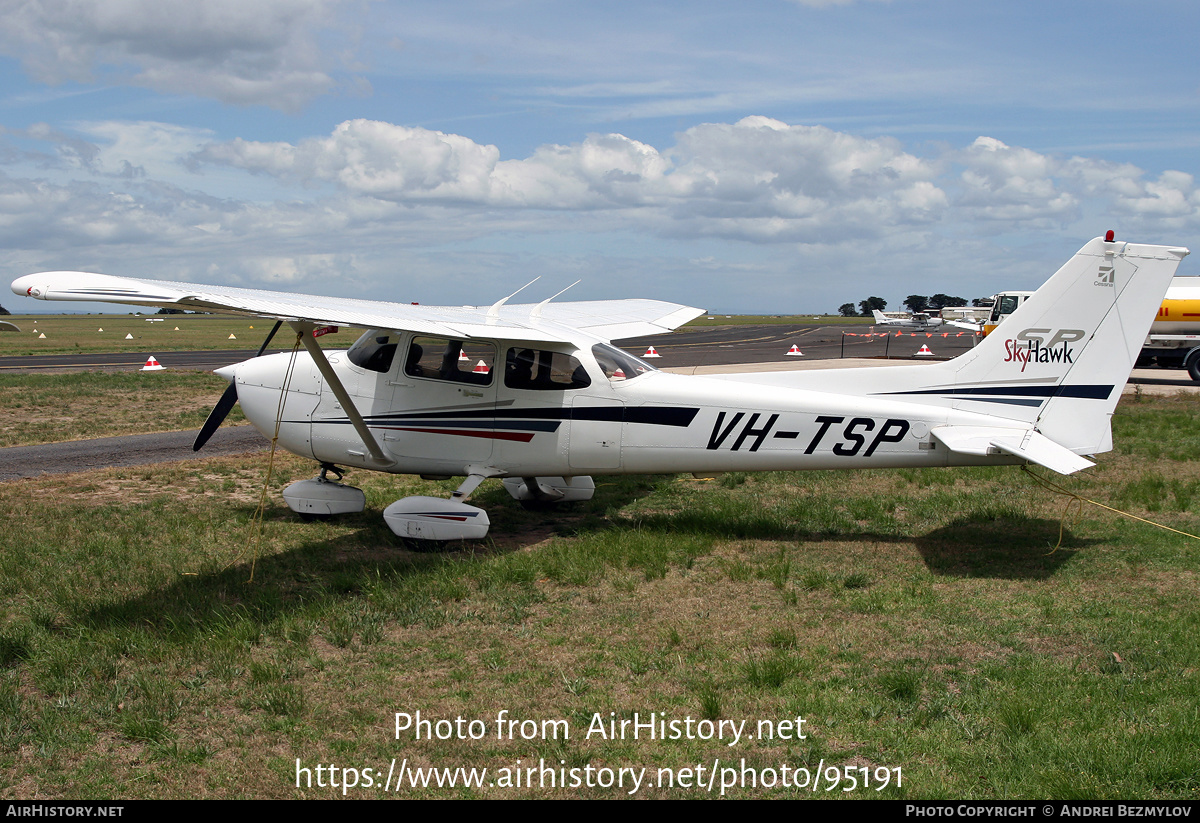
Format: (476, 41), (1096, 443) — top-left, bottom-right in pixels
(871, 309), (982, 332)
(871, 309), (945, 328)
(11, 234), (1188, 541)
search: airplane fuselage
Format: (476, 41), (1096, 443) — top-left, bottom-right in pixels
(230, 335), (1024, 481)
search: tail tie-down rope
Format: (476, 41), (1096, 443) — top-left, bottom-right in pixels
(1021, 465), (1200, 553)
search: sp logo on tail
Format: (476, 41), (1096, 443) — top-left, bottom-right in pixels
(1004, 328), (1085, 372)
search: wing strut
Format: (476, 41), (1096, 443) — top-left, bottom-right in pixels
(291, 321), (394, 468)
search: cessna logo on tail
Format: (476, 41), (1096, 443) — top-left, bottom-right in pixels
(1004, 328), (1085, 372)
(1095, 263), (1115, 287)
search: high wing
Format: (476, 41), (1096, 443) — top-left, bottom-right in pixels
(10, 271), (704, 343)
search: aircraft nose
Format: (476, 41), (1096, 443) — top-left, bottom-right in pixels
(214, 362), (243, 384)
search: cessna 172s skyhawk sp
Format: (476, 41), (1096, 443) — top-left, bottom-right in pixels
(10, 234), (1189, 541)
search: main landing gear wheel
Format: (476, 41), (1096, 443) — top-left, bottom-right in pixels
(501, 476), (596, 509)
(282, 464), (366, 519)
(382, 470), (496, 541)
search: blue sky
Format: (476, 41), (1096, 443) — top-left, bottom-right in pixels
(2, 0), (1197, 315)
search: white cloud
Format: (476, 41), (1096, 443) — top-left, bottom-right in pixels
(198, 120), (502, 200)
(5, 116), (1197, 314)
(951, 137), (1200, 232)
(195, 116), (947, 240)
(0, 0), (344, 110)
(955, 136), (1077, 224)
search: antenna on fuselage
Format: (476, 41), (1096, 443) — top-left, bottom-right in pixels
(487, 277), (540, 318)
(530, 279), (582, 319)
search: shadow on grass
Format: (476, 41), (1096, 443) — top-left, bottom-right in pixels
(71, 475), (1095, 638)
(74, 475), (676, 638)
(913, 514), (1099, 579)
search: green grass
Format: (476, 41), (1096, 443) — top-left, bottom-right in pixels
(1, 313), (351, 357)
(0, 371), (244, 447)
(0, 396), (1198, 798)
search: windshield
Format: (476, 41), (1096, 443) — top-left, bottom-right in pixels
(592, 344), (656, 382)
(347, 329), (399, 373)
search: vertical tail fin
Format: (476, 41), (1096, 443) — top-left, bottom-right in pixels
(944, 236), (1189, 453)
(735, 236), (1189, 459)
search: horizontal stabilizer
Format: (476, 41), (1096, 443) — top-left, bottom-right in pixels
(931, 426), (1094, 475)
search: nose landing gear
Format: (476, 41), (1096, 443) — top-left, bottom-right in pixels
(282, 463), (366, 520)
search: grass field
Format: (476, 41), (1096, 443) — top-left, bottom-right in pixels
(0, 372), (244, 448)
(0, 314), (354, 357)
(0, 385), (1198, 799)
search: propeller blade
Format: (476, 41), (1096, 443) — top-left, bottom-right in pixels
(255, 320), (283, 356)
(192, 320), (283, 452)
(193, 383), (238, 451)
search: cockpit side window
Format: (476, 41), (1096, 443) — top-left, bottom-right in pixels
(405, 337), (497, 385)
(347, 329), (399, 373)
(503, 348), (591, 391)
(591, 344), (656, 382)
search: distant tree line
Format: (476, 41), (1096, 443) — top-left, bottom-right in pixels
(838, 294), (992, 317)
(838, 297), (886, 317)
(0, 304), (8, 316)
(903, 294), (968, 313)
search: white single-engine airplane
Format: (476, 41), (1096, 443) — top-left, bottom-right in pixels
(871, 309), (945, 328)
(11, 234), (1189, 541)
(871, 309), (982, 333)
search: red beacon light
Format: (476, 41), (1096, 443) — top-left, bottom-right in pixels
(1105, 229), (1115, 242)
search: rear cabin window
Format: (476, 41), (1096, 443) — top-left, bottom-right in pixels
(592, 344), (655, 382)
(347, 330), (399, 373)
(405, 337), (496, 385)
(503, 348), (590, 391)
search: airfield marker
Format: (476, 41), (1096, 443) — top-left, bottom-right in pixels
(228, 334), (237, 339)
(644, 346), (661, 358)
(786, 344), (803, 356)
(473, 360), (489, 374)
(125, 333), (133, 339)
(141, 356), (165, 371)
(916, 344), (934, 356)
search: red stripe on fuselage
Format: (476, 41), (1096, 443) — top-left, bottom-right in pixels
(381, 426), (536, 442)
